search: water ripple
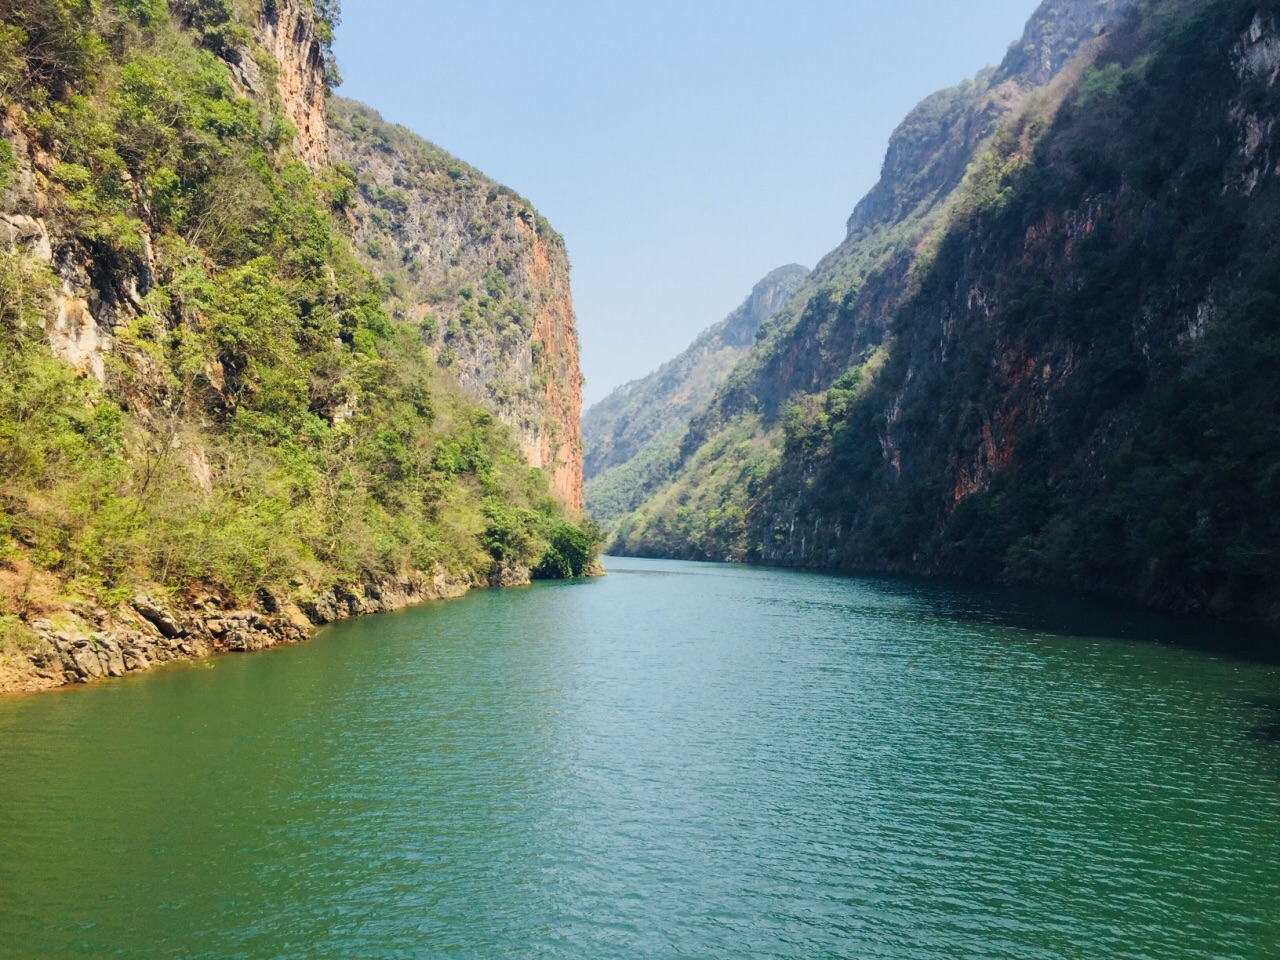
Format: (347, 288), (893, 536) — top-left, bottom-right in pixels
(0, 557), (1278, 958)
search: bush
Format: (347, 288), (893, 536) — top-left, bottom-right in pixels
(533, 523), (601, 580)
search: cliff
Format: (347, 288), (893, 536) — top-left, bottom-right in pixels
(0, 0), (594, 694)
(328, 100), (584, 509)
(245, 0), (332, 168)
(746, 0), (1280, 625)
(612, 0), (1280, 630)
(583, 265), (808, 525)
(615, 0), (1137, 561)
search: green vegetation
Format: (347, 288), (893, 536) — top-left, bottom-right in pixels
(618, 0), (1280, 625)
(0, 0), (596, 611)
(532, 522), (602, 579)
(583, 265), (809, 532)
(784, 0), (1280, 621)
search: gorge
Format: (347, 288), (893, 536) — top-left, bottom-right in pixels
(1, 0), (1280, 956)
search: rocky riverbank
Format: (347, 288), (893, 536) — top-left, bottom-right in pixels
(0, 565), (528, 696)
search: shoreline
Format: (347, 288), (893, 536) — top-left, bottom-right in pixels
(0, 568), (494, 697)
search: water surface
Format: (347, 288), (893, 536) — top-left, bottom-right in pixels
(1, 557), (1279, 958)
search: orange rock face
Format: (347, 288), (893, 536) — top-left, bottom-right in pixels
(527, 229), (585, 510)
(254, 0), (330, 169)
(328, 100), (586, 512)
(256, 19), (586, 510)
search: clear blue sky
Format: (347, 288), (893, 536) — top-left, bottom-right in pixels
(332, 0), (1043, 407)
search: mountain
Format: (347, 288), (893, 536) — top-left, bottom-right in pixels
(0, 0), (595, 693)
(616, 0), (1280, 627)
(583, 264), (808, 525)
(329, 99), (584, 508)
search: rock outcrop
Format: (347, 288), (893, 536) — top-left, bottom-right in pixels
(0, 565), (519, 696)
(250, 0), (331, 168)
(329, 100), (585, 508)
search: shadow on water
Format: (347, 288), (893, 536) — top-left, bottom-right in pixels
(648, 554), (1280, 666)
(1248, 700), (1280, 744)
(851, 572), (1280, 665)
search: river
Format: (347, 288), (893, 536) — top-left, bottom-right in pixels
(0, 557), (1278, 958)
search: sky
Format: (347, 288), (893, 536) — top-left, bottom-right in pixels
(332, 0), (1044, 408)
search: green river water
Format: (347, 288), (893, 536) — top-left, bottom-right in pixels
(1, 557), (1279, 959)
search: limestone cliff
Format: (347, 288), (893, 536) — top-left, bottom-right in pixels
(614, 0), (1139, 559)
(0, 0), (595, 696)
(328, 100), (585, 509)
(250, 0), (331, 168)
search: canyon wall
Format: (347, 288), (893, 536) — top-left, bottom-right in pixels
(0, 0), (592, 695)
(329, 100), (585, 509)
(614, 0), (1280, 629)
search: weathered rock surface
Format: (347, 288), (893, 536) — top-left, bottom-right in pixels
(328, 100), (585, 509)
(251, 0), (331, 169)
(0, 565), (507, 696)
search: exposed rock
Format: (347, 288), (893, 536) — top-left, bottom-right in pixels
(329, 100), (585, 509)
(252, 0), (330, 169)
(488, 563), (532, 588)
(132, 598), (185, 639)
(48, 294), (107, 382)
(70, 645), (103, 680)
(0, 213), (51, 259)
(99, 638), (126, 678)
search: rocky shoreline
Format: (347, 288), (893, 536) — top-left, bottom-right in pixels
(0, 566), (519, 696)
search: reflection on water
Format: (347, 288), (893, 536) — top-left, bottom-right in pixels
(0, 556), (1278, 959)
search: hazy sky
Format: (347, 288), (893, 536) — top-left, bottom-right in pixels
(332, 0), (1043, 407)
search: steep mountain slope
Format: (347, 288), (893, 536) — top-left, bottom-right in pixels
(329, 99), (584, 508)
(616, 0), (1136, 562)
(583, 264), (808, 524)
(0, 0), (594, 693)
(622, 0), (1280, 628)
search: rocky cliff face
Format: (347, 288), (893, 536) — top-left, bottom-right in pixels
(328, 100), (584, 509)
(249, 0), (331, 168)
(616, 0), (1280, 628)
(583, 265), (808, 525)
(0, 0), (594, 695)
(686, 0), (1137, 442)
(743, 0), (1280, 626)
(0, 0), (336, 390)
(1000, 0), (1134, 85)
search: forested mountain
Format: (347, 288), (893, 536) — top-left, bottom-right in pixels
(583, 264), (808, 525)
(0, 0), (595, 692)
(615, 0), (1280, 626)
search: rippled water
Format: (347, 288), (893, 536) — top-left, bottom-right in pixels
(1, 557), (1279, 959)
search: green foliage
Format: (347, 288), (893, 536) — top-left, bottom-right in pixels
(3, 0), (105, 97)
(170, 0), (251, 57)
(1074, 63), (1126, 106)
(117, 0), (167, 28)
(0, 615), (39, 656)
(618, 0), (1280, 626)
(533, 522), (601, 580)
(0, 139), (15, 193)
(0, 0), (588, 617)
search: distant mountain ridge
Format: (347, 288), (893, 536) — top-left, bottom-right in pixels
(583, 265), (809, 525)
